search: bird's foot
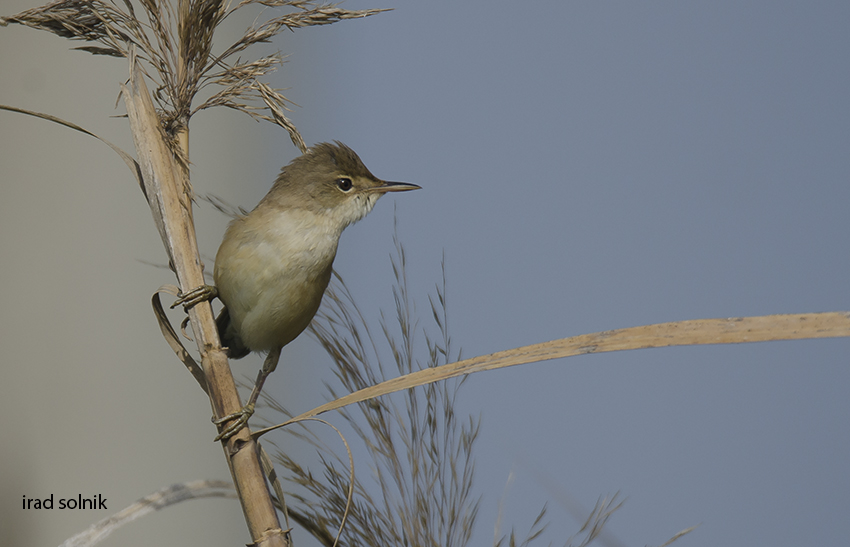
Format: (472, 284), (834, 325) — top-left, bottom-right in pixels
(212, 402), (255, 442)
(171, 284), (219, 310)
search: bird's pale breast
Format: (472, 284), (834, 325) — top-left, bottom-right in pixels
(214, 207), (341, 352)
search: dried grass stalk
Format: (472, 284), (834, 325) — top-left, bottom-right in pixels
(2, 2), (389, 545)
(2, 0), (388, 152)
(255, 310), (850, 432)
(264, 243), (483, 547)
(59, 481), (237, 547)
(122, 49), (288, 547)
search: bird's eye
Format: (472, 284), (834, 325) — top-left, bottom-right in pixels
(336, 178), (353, 192)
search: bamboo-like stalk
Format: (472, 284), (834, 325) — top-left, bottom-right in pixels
(1, 2), (390, 544)
(122, 52), (288, 547)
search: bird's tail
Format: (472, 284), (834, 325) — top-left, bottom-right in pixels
(216, 307), (251, 359)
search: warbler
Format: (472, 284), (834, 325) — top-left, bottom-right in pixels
(208, 141), (419, 439)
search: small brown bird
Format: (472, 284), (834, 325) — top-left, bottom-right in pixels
(211, 141), (419, 439)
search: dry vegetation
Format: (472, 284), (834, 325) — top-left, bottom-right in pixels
(3, 2), (847, 547)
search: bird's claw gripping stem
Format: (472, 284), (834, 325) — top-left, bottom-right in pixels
(211, 348), (281, 442)
(171, 284), (218, 310)
(213, 402), (255, 442)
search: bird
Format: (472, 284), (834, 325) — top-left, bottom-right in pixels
(189, 141), (419, 441)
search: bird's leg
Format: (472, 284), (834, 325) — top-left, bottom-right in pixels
(171, 284), (219, 310)
(213, 346), (282, 442)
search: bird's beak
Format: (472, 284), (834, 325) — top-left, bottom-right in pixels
(372, 180), (421, 193)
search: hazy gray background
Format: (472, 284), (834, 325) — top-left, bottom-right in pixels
(1, 1), (848, 546)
